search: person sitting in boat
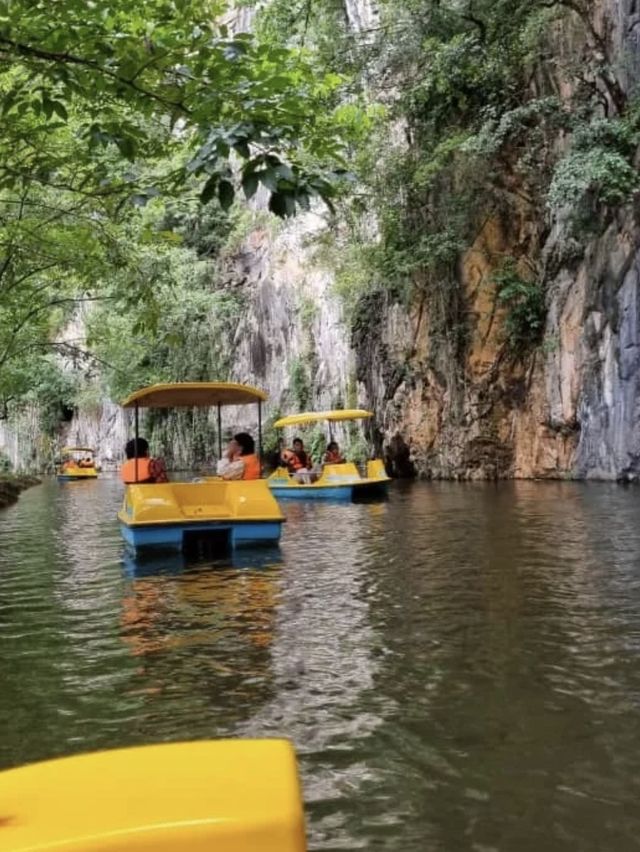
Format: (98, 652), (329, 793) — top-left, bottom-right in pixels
(78, 457), (93, 468)
(120, 438), (168, 484)
(216, 432), (261, 481)
(282, 437), (316, 483)
(62, 457), (77, 472)
(324, 441), (345, 464)
(281, 438), (312, 473)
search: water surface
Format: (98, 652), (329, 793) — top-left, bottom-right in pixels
(1, 477), (640, 850)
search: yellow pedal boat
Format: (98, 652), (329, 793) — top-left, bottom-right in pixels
(118, 382), (284, 554)
(57, 446), (99, 481)
(267, 409), (390, 500)
(0, 739), (306, 851)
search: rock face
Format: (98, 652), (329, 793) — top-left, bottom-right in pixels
(351, 0), (640, 480)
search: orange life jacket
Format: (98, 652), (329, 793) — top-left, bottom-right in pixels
(283, 449), (306, 472)
(325, 450), (344, 464)
(241, 454), (261, 480)
(120, 457), (153, 484)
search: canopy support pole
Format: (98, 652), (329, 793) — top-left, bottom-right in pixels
(217, 404), (222, 460)
(134, 402), (139, 484)
(258, 400), (263, 475)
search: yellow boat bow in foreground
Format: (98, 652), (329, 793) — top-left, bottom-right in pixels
(0, 740), (305, 851)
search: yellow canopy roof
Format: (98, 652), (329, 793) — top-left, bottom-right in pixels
(121, 382), (268, 409)
(61, 447), (95, 454)
(274, 409), (373, 428)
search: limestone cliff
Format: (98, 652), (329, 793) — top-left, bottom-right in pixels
(350, 0), (640, 480)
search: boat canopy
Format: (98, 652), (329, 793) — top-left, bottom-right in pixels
(274, 409), (373, 428)
(121, 382), (268, 409)
(61, 447), (95, 454)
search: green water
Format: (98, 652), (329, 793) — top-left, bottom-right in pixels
(2, 477), (640, 850)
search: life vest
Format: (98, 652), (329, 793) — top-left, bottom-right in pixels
(241, 454), (261, 480)
(283, 449), (305, 472)
(121, 457), (153, 484)
(325, 450), (344, 464)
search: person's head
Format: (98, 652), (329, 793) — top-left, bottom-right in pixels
(293, 437), (304, 452)
(233, 432), (255, 456)
(125, 437), (149, 460)
(327, 441), (339, 453)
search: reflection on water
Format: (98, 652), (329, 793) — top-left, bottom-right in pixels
(2, 477), (640, 850)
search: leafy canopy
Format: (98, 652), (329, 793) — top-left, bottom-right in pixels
(0, 0), (350, 213)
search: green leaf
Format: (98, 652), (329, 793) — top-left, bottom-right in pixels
(258, 168), (278, 192)
(268, 191), (296, 218)
(218, 180), (235, 210)
(200, 175), (219, 204)
(51, 101), (68, 121)
(234, 140), (251, 159)
(242, 172), (259, 199)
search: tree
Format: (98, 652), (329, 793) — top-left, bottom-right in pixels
(0, 0), (348, 213)
(0, 0), (356, 411)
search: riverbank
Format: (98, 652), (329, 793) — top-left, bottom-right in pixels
(0, 474), (41, 509)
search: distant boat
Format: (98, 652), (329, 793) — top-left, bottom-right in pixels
(268, 409), (390, 501)
(57, 446), (99, 481)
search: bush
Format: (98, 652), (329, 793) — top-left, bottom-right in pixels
(494, 260), (546, 352)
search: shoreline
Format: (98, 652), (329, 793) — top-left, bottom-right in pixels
(0, 475), (41, 510)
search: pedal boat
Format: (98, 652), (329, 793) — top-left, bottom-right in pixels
(118, 382), (284, 554)
(268, 409), (390, 501)
(0, 739), (306, 851)
(57, 446), (99, 481)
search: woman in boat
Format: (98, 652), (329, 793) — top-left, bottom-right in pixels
(217, 433), (261, 481)
(120, 438), (168, 484)
(324, 441), (345, 464)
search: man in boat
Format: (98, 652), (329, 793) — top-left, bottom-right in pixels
(216, 433), (261, 480)
(120, 438), (169, 484)
(324, 441), (345, 464)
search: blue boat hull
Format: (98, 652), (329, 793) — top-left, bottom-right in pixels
(269, 481), (388, 501)
(57, 475), (98, 482)
(270, 485), (354, 500)
(120, 520), (282, 553)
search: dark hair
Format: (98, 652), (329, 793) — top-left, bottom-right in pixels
(125, 437), (149, 459)
(327, 441), (339, 452)
(234, 432), (255, 456)
(293, 437), (304, 447)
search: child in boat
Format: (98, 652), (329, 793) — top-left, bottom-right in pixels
(120, 438), (168, 484)
(324, 441), (345, 464)
(282, 438), (316, 482)
(216, 433), (261, 480)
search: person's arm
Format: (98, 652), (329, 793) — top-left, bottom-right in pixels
(220, 458), (245, 480)
(149, 457), (168, 483)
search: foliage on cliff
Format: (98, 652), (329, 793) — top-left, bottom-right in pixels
(290, 0), (640, 356)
